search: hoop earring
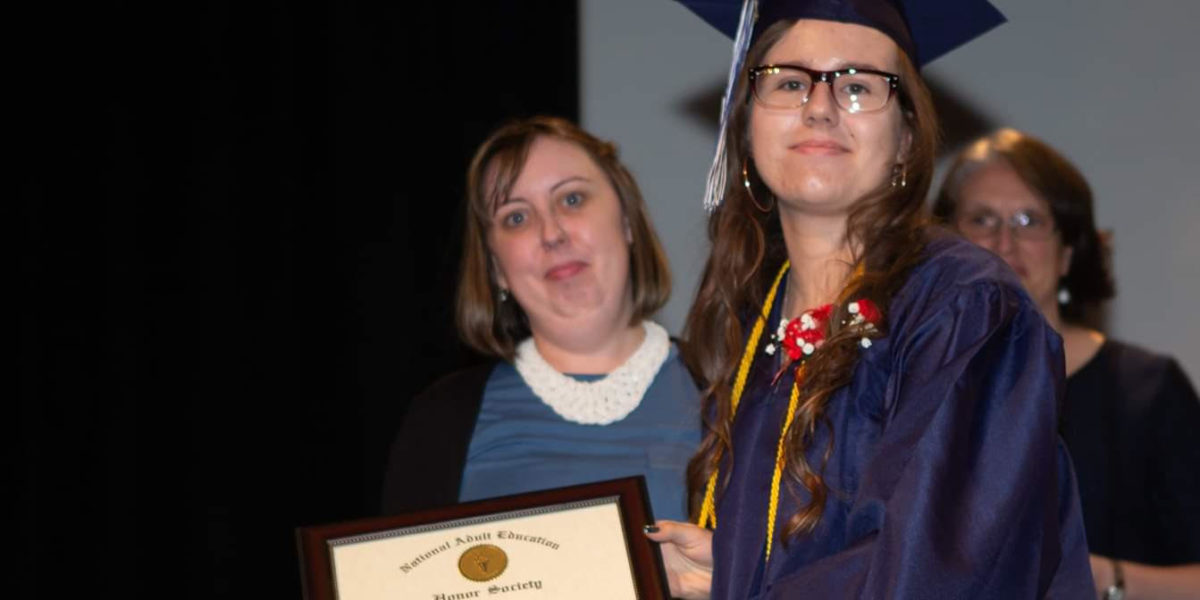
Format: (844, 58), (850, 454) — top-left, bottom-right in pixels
(891, 163), (907, 188)
(743, 159), (774, 213)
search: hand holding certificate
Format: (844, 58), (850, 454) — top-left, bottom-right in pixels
(297, 477), (670, 600)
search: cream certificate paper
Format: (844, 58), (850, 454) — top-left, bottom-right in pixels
(329, 496), (640, 599)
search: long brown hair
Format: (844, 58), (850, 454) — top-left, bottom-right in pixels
(456, 116), (672, 360)
(683, 20), (939, 538)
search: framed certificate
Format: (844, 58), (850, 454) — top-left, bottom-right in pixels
(296, 476), (671, 600)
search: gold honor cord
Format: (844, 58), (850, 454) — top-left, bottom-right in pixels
(697, 261), (801, 560)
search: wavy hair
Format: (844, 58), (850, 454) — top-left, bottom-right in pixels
(683, 20), (939, 538)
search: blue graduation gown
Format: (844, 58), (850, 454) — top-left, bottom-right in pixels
(710, 235), (1094, 599)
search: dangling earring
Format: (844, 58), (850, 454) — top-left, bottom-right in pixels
(498, 288), (510, 303)
(891, 163), (907, 188)
(1057, 286), (1071, 305)
(743, 158), (774, 213)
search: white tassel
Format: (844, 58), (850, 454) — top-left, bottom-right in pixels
(704, 0), (758, 214)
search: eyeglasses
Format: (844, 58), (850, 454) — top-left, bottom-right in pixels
(748, 64), (901, 114)
(956, 208), (1057, 242)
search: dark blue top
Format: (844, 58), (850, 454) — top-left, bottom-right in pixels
(459, 344), (701, 521)
(710, 234), (1094, 599)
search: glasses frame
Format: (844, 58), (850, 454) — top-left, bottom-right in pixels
(748, 64), (901, 113)
(956, 208), (1059, 243)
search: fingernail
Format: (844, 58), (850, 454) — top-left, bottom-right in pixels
(643, 524), (659, 533)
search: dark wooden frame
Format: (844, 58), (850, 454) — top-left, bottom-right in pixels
(296, 476), (670, 599)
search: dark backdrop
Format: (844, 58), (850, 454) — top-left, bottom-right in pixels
(17, 2), (577, 597)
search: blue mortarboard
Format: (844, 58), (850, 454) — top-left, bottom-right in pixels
(678, 0), (1006, 211)
(680, 0), (1005, 67)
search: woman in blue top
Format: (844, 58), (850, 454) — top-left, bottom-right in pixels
(647, 1), (1093, 597)
(382, 116), (700, 522)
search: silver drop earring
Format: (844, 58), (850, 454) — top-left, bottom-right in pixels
(1057, 286), (1071, 305)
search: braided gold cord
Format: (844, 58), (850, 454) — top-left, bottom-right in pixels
(766, 371), (803, 560)
(696, 261), (790, 529)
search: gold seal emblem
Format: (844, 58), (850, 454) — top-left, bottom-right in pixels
(457, 544), (508, 582)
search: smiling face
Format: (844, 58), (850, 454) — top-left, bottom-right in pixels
(954, 160), (1072, 312)
(749, 19), (911, 214)
(486, 135), (634, 341)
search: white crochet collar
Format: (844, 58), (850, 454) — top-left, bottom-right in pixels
(513, 321), (671, 425)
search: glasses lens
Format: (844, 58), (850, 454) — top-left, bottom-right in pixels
(832, 72), (892, 113)
(1011, 209), (1055, 240)
(958, 210), (1001, 241)
(754, 67), (813, 109)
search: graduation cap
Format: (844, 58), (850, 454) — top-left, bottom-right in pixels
(678, 0), (1006, 211)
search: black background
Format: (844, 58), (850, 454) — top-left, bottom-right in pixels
(17, 2), (578, 597)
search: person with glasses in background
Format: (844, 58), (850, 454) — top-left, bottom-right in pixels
(935, 128), (1200, 600)
(644, 1), (1093, 598)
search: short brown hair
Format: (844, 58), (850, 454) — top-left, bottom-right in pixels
(933, 128), (1114, 323)
(456, 116), (672, 360)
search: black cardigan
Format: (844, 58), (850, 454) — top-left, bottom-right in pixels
(380, 363), (496, 514)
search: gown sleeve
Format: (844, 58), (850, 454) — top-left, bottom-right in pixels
(762, 280), (1094, 599)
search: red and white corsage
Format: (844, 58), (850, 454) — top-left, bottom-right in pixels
(847, 298), (881, 348)
(764, 298), (882, 363)
(765, 304), (832, 360)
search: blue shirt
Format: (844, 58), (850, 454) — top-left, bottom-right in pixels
(459, 344), (700, 521)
